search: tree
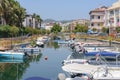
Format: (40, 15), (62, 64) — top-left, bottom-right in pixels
(0, 0), (26, 27)
(24, 27), (33, 34)
(116, 27), (120, 33)
(0, 0), (10, 25)
(92, 28), (97, 32)
(74, 24), (88, 33)
(0, 25), (10, 37)
(8, 0), (26, 27)
(101, 27), (109, 33)
(33, 13), (43, 28)
(9, 26), (19, 37)
(51, 23), (62, 34)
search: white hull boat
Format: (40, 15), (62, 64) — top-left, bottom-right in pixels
(62, 63), (120, 80)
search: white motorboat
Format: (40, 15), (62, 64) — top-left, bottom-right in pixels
(62, 62), (120, 80)
(36, 37), (44, 47)
(62, 63), (120, 80)
(63, 59), (88, 65)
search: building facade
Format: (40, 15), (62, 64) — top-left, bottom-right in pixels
(69, 19), (90, 32)
(23, 14), (41, 29)
(42, 22), (55, 30)
(89, 6), (107, 31)
(106, 0), (120, 27)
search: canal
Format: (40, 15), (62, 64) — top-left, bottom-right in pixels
(0, 39), (120, 80)
(0, 41), (72, 80)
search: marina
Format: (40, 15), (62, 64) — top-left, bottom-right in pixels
(0, 38), (120, 80)
(1, 0), (120, 80)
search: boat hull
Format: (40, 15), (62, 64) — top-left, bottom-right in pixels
(0, 52), (25, 59)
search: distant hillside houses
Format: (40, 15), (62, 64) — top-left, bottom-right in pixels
(69, 19), (90, 31)
(41, 22), (55, 30)
(41, 19), (90, 32)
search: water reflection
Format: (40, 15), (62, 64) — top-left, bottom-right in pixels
(0, 53), (42, 80)
(46, 41), (60, 49)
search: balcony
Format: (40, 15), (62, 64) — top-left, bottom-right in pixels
(91, 19), (104, 23)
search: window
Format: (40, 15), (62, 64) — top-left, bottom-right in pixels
(110, 11), (114, 14)
(91, 15), (94, 19)
(117, 19), (119, 22)
(115, 9), (119, 15)
(110, 10), (114, 17)
(98, 16), (100, 19)
(98, 23), (100, 26)
(91, 23), (94, 26)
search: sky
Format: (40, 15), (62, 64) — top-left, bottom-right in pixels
(17, 0), (117, 20)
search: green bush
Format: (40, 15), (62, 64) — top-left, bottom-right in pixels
(0, 25), (20, 37)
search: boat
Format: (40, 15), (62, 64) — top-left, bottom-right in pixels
(54, 39), (74, 44)
(0, 58), (24, 63)
(17, 47), (41, 53)
(69, 42), (86, 54)
(42, 36), (49, 43)
(62, 63), (120, 80)
(0, 51), (25, 59)
(85, 50), (120, 57)
(16, 47), (41, 57)
(36, 37), (44, 47)
(81, 42), (113, 54)
(62, 63), (98, 80)
(62, 48), (120, 80)
(36, 36), (49, 47)
(63, 59), (88, 65)
(62, 53), (88, 65)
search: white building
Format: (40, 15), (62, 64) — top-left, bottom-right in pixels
(89, 6), (107, 31)
(106, 0), (120, 27)
(60, 22), (71, 32)
(43, 22), (55, 30)
(23, 14), (41, 29)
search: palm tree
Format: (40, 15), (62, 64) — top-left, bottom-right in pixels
(32, 13), (42, 28)
(0, 0), (10, 25)
(7, 0), (26, 27)
(0, 0), (26, 27)
(36, 15), (43, 28)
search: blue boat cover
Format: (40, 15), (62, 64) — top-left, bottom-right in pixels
(85, 51), (119, 57)
(25, 77), (50, 80)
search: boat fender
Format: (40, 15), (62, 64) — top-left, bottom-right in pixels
(44, 56), (48, 60)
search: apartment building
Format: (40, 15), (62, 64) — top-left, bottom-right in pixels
(23, 14), (41, 29)
(89, 6), (107, 31)
(106, 0), (120, 27)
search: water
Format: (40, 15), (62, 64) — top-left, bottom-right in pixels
(1, 39), (120, 80)
(0, 42), (72, 80)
